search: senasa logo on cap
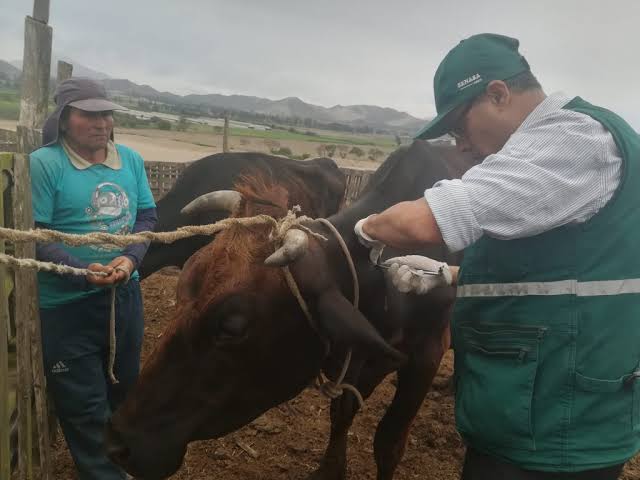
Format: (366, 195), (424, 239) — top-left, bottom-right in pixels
(457, 73), (482, 91)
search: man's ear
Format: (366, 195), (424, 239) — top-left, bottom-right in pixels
(485, 80), (511, 107)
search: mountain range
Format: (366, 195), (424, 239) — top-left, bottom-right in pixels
(0, 60), (21, 81)
(1, 57), (426, 133)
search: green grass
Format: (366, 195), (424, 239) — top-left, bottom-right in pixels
(0, 101), (19, 120)
(0, 89), (20, 120)
(228, 127), (395, 147)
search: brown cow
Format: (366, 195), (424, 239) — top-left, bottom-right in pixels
(106, 140), (475, 480)
(139, 152), (347, 278)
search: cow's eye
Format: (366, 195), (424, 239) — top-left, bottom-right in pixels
(218, 313), (248, 338)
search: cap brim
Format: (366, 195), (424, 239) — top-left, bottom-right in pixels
(414, 104), (456, 140)
(68, 98), (127, 112)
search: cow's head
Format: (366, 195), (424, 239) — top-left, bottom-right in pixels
(107, 181), (402, 479)
(139, 155), (346, 279)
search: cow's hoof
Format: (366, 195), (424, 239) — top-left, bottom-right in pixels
(306, 463), (346, 480)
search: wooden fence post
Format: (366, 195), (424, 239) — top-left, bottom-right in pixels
(12, 164), (33, 477)
(15, 1), (53, 479)
(13, 154), (49, 480)
(32, 0), (50, 24)
(0, 152), (11, 480)
(17, 15), (52, 154)
(223, 115), (230, 153)
(56, 60), (73, 84)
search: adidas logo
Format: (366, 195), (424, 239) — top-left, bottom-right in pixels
(51, 361), (69, 374)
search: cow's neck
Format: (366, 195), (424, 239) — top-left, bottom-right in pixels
(317, 141), (459, 301)
(327, 141), (458, 240)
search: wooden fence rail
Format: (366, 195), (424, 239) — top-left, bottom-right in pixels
(0, 130), (17, 155)
(143, 160), (375, 205)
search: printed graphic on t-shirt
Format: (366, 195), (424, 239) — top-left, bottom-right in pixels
(85, 182), (132, 251)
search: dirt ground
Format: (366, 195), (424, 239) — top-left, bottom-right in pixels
(48, 271), (640, 480)
(112, 127), (387, 169)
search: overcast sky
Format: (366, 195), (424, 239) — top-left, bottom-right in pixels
(1, 0), (639, 129)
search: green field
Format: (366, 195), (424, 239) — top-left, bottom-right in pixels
(0, 90), (20, 120)
(228, 126), (395, 147)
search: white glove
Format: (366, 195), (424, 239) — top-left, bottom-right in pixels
(382, 255), (452, 294)
(354, 215), (385, 264)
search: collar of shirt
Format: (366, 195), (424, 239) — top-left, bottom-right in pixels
(61, 138), (122, 170)
(515, 91), (572, 133)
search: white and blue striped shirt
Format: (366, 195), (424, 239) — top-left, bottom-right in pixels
(425, 92), (622, 253)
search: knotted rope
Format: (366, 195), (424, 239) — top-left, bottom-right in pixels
(279, 218), (365, 408)
(0, 214), (308, 248)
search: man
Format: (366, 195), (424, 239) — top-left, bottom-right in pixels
(30, 77), (157, 479)
(355, 33), (640, 479)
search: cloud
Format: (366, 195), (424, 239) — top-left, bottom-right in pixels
(0, 0), (638, 128)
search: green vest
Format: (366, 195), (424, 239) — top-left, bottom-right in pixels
(452, 97), (640, 472)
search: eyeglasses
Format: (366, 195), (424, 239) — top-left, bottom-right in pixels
(447, 102), (473, 140)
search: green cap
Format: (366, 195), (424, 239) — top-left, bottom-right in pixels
(415, 33), (530, 140)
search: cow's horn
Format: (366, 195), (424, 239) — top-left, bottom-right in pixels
(181, 190), (243, 216)
(264, 229), (309, 267)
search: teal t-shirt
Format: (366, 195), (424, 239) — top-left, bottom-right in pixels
(30, 143), (156, 308)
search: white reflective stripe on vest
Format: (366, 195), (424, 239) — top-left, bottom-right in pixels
(457, 278), (640, 298)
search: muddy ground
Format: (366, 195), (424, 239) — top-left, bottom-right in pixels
(51, 271), (640, 479)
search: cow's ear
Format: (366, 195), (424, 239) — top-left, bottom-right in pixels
(315, 289), (406, 364)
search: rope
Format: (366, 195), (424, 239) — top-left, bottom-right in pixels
(317, 219), (359, 307)
(314, 219), (363, 406)
(107, 266), (130, 385)
(0, 252), (127, 384)
(108, 286), (118, 384)
(0, 252), (106, 277)
(0, 211), (324, 248)
(279, 218), (365, 408)
(0, 252), (129, 384)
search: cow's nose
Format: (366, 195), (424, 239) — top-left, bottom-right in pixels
(105, 420), (132, 467)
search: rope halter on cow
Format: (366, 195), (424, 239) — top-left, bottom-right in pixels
(275, 217), (365, 409)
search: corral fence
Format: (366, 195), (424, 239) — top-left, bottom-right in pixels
(0, 144), (50, 480)
(0, 145), (374, 479)
(144, 160), (376, 205)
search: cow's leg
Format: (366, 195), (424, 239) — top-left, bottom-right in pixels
(307, 392), (358, 480)
(372, 334), (446, 480)
(308, 355), (389, 480)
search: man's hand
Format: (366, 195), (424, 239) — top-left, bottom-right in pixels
(86, 257), (133, 286)
(86, 263), (116, 286)
(382, 255), (452, 294)
(354, 214), (386, 264)
(108, 256), (134, 283)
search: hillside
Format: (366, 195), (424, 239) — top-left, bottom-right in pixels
(2, 57), (427, 134)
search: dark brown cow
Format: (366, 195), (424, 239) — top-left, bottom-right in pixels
(106, 140), (475, 480)
(139, 152), (347, 278)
